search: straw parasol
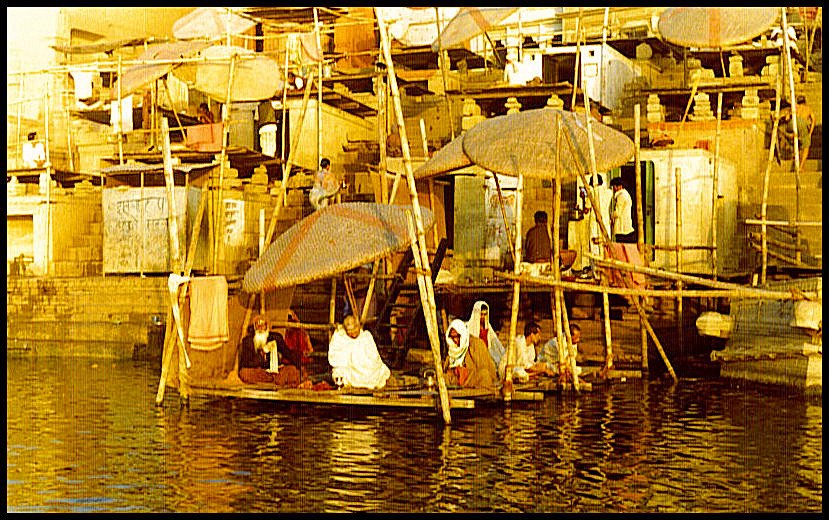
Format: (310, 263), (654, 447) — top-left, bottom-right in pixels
(462, 108), (635, 178)
(112, 40), (210, 99)
(414, 108), (635, 180)
(173, 7), (256, 40)
(243, 202), (434, 293)
(431, 7), (518, 52)
(173, 44), (283, 102)
(657, 7), (778, 49)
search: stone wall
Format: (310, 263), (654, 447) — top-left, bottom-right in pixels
(6, 276), (168, 359)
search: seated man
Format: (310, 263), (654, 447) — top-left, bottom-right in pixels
(499, 321), (551, 382)
(444, 319), (498, 390)
(327, 314), (390, 389)
(238, 315), (308, 388)
(536, 322), (582, 381)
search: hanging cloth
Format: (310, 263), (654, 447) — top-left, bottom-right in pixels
(186, 275), (229, 350)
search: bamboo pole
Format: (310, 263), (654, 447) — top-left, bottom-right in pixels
(633, 103), (647, 371)
(491, 170), (517, 264)
(419, 118), (438, 248)
(760, 74), (781, 286)
(551, 116), (579, 390)
(344, 277), (359, 319)
(378, 10), (451, 423)
(433, 7), (456, 141)
(710, 92), (723, 280)
(314, 8), (323, 170)
(781, 8), (802, 262)
(504, 167), (524, 402)
(213, 54), (237, 272)
(278, 73), (315, 211)
(377, 70), (389, 205)
(406, 211), (452, 424)
(44, 89), (52, 276)
(570, 10), (582, 109)
(674, 164), (683, 356)
(329, 277), (338, 340)
(360, 260), (380, 324)
(586, 255), (818, 299)
(281, 42), (289, 166)
(117, 55), (124, 165)
(140, 171), (145, 277)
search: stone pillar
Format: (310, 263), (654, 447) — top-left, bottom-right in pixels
(546, 94), (565, 110)
(646, 93), (665, 123)
(505, 96), (522, 114)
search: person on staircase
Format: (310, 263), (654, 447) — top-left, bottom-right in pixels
(309, 157), (346, 210)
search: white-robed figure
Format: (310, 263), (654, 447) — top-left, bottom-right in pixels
(328, 314), (390, 389)
(466, 300), (506, 371)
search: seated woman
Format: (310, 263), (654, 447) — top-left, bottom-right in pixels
(238, 315), (309, 388)
(466, 300), (506, 371)
(443, 319), (498, 391)
(327, 314), (390, 390)
(282, 309), (315, 380)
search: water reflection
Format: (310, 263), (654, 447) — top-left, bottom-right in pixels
(6, 358), (822, 513)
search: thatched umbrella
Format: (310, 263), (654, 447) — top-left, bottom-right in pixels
(112, 40), (210, 99)
(431, 7), (518, 52)
(462, 108), (635, 178)
(173, 44), (283, 102)
(657, 7), (778, 48)
(173, 7), (256, 40)
(243, 202), (434, 293)
(414, 108), (635, 180)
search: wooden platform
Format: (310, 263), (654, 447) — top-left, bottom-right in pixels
(186, 380), (547, 409)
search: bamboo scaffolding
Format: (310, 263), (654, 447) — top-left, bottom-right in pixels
(588, 255), (818, 300)
(377, 10), (452, 424)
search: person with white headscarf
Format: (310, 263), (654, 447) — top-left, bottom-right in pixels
(327, 314), (390, 389)
(466, 300), (506, 372)
(443, 319), (498, 390)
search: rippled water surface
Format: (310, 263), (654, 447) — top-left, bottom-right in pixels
(6, 357), (822, 513)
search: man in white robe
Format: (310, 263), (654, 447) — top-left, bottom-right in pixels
(327, 314), (390, 389)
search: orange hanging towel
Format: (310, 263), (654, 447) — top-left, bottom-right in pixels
(187, 275), (229, 350)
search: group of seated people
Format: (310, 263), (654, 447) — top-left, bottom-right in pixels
(238, 299), (581, 392)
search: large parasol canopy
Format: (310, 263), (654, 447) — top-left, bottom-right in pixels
(657, 7), (779, 49)
(173, 7), (257, 40)
(414, 108), (635, 180)
(111, 40), (210, 99)
(431, 7), (518, 52)
(243, 202), (434, 293)
(173, 44), (283, 102)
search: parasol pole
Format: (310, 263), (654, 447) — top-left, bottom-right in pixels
(213, 53), (237, 273)
(761, 75), (783, 285)
(675, 163), (684, 357)
(503, 157), (524, 403)
(281, 40), (289, 167)
(491, 170), (517, 264)
(378, 10), (452, 424)
(711, 93), (723, 281)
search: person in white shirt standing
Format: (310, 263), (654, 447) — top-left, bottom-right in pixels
(609, 177), (635, 243)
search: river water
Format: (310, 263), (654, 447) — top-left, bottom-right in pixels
(6, 357), (822, 513)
